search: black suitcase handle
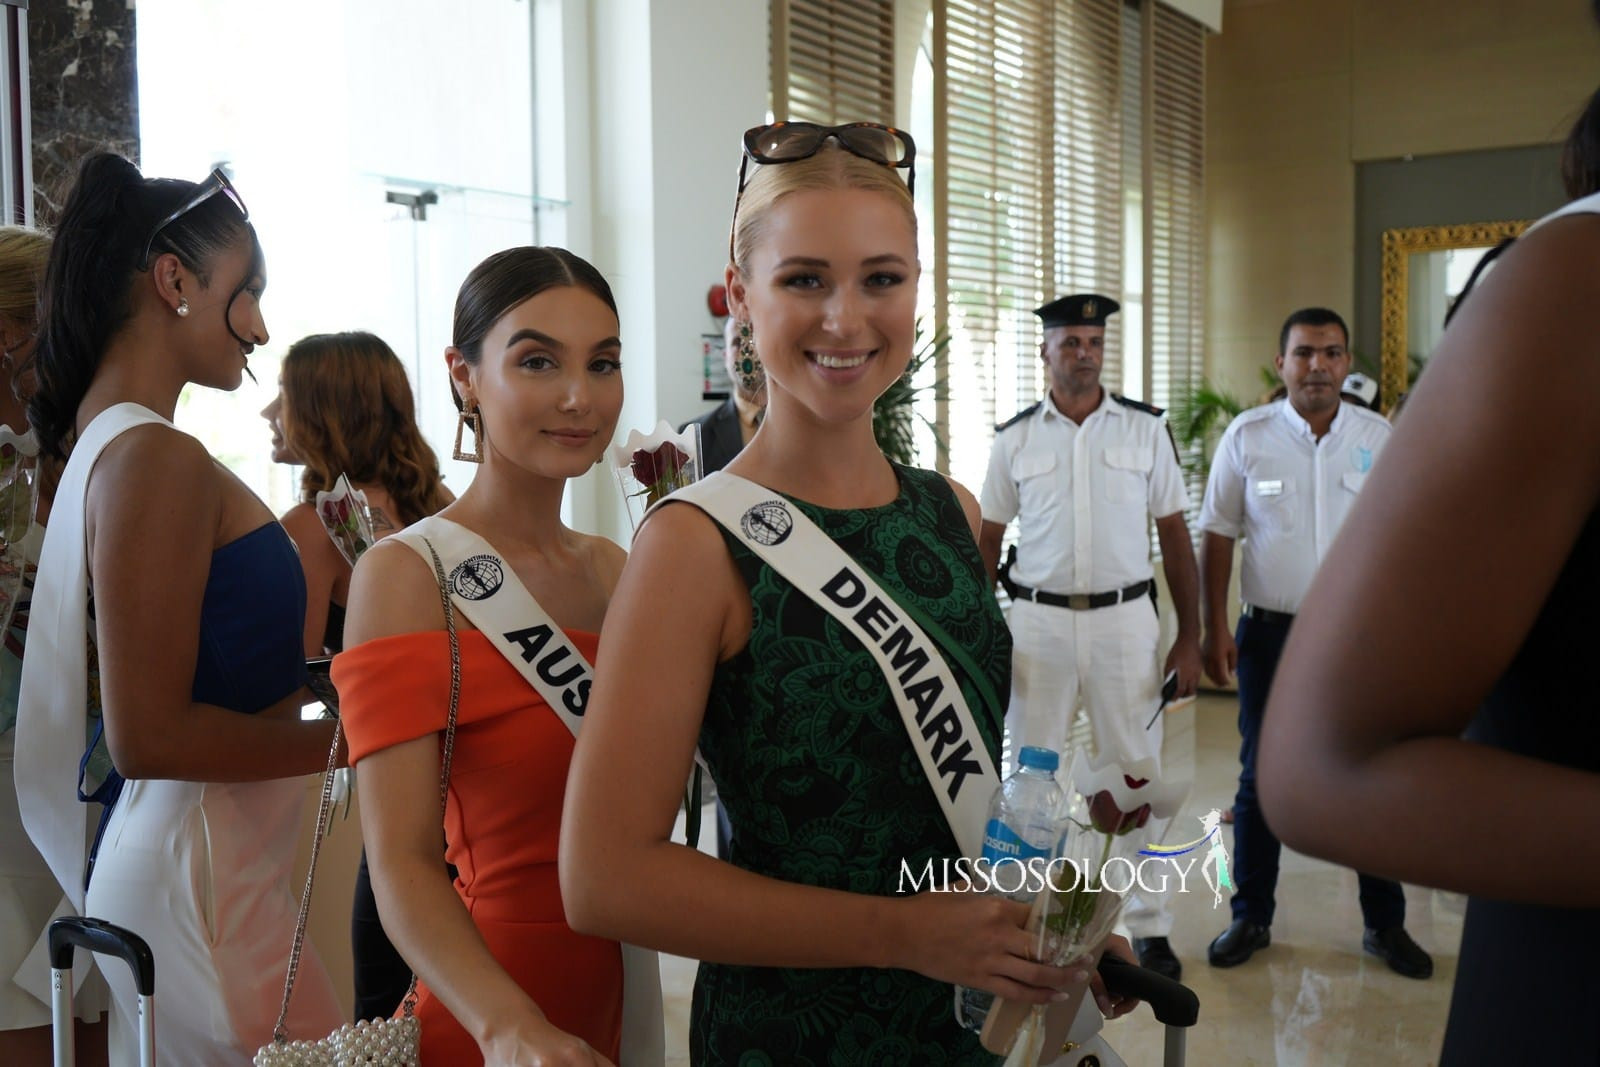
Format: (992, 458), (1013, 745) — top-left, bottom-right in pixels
(48, 917), (155, 997)
(1097, 951), (1199, 1028)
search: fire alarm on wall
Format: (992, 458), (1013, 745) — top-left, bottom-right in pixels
(707, 283), (729, 318)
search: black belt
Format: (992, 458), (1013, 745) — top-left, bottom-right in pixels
(1007, 579), (1153, 611)
(1241, 603), (1295, 626)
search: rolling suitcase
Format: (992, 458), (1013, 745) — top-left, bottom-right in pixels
(1052, 953), (1201, 1067)
(49, 916), (155, 1067)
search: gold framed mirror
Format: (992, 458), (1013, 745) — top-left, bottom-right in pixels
(1379, 220), (1530, 414)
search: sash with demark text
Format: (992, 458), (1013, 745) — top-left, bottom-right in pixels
(665, 472), (1001, 859)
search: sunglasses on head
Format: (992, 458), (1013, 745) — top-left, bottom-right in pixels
(139, 168), (250, 270)
(728, 121), (916, 262)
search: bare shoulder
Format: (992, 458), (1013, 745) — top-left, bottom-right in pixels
(620, 500), (742, 611)
(92, 422), (215, 490)
(605, 497), (746, 663)
(88, 424), (220, 525)
(576, 531), (629, 595)
(344, 537), (451, 645)
(940, 475), (983, 541)
(1426, 213), (1600, 417)
(279, 501), (328, 549)
(632, 497), (730, 563)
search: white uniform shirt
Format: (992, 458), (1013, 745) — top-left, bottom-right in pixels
(1198, 398), (1391, 614)
(980, 390), (1189, 594)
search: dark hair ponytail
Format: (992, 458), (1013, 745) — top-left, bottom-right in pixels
(28, 152), (255, 458)
(449, 246), (618, 411)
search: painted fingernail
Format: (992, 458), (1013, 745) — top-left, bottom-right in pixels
(1096, 995), (1112, 1014)
(1051, 990), (1073, 1002)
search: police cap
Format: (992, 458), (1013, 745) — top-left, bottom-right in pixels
(1035, 293), (1121, 329)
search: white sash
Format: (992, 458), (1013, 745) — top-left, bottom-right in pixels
(666, 472), (1002, 860)
(392, 515), (666, 1067)
(14, 402), (173, 1000)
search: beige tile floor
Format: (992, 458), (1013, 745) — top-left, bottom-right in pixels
(664, 694), (1460, 1065)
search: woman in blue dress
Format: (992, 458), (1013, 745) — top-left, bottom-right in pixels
(16, 153), (342, 1064)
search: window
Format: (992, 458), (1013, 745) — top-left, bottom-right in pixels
(772, 0), (896, 125)
(136, 0), (566, 513)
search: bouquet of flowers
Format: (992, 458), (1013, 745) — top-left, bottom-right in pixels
(983, 793), (1138, 1064)
(610, 421), (703, 530)
(984, 751), (1189, 1063)
(315, 474), (381, 567)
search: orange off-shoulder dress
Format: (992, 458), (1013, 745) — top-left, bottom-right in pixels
(333, 629), (623, 1065)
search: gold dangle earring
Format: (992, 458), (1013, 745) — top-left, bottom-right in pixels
(453, 401), (484, 463)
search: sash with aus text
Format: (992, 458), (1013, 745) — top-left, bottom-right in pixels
(666, 472), (1001, 860)
(391, 515), (665, 1067)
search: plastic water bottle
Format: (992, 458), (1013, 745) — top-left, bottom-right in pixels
(956, 746), (1064, 1032)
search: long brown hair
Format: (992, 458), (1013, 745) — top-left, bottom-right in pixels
(280, 331), (450, 526)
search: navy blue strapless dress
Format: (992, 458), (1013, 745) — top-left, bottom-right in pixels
(84, 522), (310, 873)
(191, 522), (310, 710)
(83, 519), (344, 1062)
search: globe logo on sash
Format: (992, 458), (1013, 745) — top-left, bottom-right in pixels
(741, 501), (794, 546)
(450, 554), (505, 601)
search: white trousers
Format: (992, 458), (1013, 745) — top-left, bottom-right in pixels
(86, 775), (342, 1066)
(1006, 596), (1188, 938)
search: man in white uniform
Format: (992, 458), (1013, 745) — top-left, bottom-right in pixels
(979, 294), (1202, 980)
(1198, 306), (1432, 978)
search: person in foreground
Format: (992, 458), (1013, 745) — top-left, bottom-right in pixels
(561, 123), (1131, 1065)
(1257, 34), (1600, 1060)
(334, 247), (633, 1065)
(15, 153), (342, 1064)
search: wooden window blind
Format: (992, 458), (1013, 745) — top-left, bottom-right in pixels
(1147, 3), (1206, 520)
(934, 0), (1053, 490)
(771, 0), (896, 124)
(1050, 0), (1126, 394)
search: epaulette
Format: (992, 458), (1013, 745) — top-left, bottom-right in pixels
(994, 402), (1041, 433)
(1112, 394), (1164, 418)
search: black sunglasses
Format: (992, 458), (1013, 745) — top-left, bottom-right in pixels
(729, 122), (916, 262)
(139, 168), (249, 270)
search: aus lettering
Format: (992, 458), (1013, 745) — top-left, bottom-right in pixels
(504, 624), (591, 715)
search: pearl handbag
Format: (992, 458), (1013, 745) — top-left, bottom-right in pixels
(255, 541), (461, 1067)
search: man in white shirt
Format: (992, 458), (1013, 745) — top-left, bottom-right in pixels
(979, 294), (1202, 980)
(1198, 307), (1432, 979)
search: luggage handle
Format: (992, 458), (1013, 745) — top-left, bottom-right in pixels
(49, 917), (155, 997)
(1097, 952), (1199, 1029)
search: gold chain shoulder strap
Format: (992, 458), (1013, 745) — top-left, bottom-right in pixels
(268, 538), (462, 1041)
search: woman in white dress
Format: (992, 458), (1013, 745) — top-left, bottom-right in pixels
(14, 154), (343, 1064)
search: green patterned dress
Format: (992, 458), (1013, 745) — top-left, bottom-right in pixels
(692, 465), (1010, 1066)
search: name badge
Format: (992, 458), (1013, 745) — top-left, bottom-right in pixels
(1255, 479), (1283, 497)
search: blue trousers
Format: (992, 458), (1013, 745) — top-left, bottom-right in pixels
(1231, 614), (1406, 929)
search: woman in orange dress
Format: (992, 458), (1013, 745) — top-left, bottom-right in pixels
(333, 247), (628, 1066)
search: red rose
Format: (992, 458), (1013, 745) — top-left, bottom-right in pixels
(631, 443), (689, 487)
(1087, 790), (1153, 836)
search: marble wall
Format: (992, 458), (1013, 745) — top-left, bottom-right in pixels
(28, 0), (137, 226)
